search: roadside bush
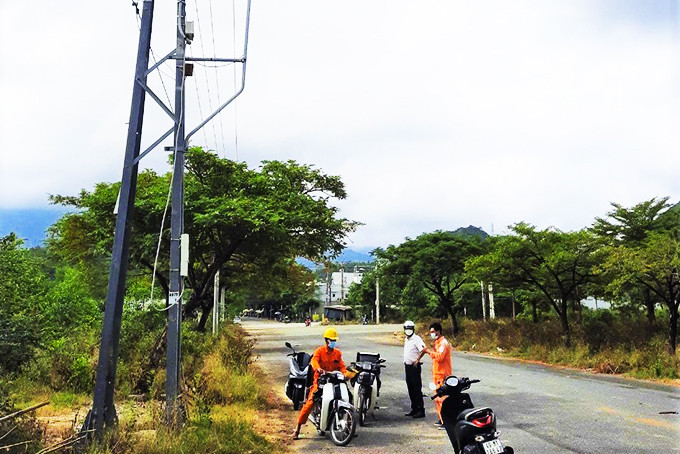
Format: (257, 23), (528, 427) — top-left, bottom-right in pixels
(136, 415), (273, 454)
(448, 316), (680, 379)
(117, 308), (166, 395)
(0, 380), (45, 452)
(195, 328), (262, 406)
(24, 332), (98, 393)
(0, 314), (40, 375)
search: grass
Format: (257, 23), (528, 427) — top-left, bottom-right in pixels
(422, 317), (680, 381)
(4, 324), (285, 454)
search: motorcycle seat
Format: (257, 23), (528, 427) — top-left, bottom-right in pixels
(457, 407), (492, 422)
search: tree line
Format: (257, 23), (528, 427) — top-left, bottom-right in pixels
(347, 198), (679, 354)
(1, 148), (356, 383)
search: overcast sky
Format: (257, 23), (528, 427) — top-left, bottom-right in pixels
(1, 1), (678, 250)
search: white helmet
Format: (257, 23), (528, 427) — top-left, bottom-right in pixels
(403, 320), (415, 330)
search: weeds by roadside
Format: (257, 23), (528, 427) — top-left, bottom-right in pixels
(416, 316), (680, 381)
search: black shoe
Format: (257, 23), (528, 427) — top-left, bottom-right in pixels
(411, 411), (425, 418)
(404, 411), (416, 417)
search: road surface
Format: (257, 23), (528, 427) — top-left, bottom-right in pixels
(245, 319), (680, 453)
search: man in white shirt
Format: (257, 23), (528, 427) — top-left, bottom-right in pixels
(403, 320), (426, 418)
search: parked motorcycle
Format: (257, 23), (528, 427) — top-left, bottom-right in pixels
(309, 371), (357, 446)
(284, 342), (312, 410)
(430, 376), (513, 454)
(349, 352), (386, 426)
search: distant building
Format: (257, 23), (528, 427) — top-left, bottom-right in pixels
(315, 267), (365, 306)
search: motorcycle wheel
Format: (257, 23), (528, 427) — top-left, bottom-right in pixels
(329, 407), (356, 446)
(357, 392), (369, 426)
(293, 399), (300, 411)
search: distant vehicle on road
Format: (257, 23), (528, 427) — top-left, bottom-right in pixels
(233, 316), (242, 324)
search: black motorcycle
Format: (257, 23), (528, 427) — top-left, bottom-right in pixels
(349, 352), (386, 426)
(284, 342), (312, 410)
(431, 376), (513, 454)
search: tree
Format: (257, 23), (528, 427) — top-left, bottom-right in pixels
(592, 198), (679, 324)
(489, 224), (603, 346)
(50, 148), (357, 330)
(375, 231), (483, 335)
(466, 236), (549, 322)
(0, 233), (46, 373)
(604, 231), (680, 353)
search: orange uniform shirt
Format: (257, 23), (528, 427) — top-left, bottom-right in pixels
(310, 346), (348, 379)
(429, 336), (452, 382)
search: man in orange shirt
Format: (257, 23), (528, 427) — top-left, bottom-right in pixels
(418, 322), (452, 427)
(292, 327), (352, 439)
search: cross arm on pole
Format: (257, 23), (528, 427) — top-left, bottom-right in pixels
(179, 56), (245, 63)
(135, 78), (175, 119)
(145, 49), (176, 77)
(132, 127), (174, 165)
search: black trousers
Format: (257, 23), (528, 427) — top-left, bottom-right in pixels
(405, 363), (424, 412)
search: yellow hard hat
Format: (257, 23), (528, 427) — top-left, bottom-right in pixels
(323, 328), (339, 341)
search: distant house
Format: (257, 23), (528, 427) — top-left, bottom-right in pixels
(324, 305), (353, 321)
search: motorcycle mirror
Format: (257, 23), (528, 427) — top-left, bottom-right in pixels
(428, 382), (436, 391)
(285, 342), (292, 349)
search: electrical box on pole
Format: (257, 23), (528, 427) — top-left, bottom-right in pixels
(180, 233), (189, 277)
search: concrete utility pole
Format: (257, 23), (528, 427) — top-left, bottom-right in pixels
(488, 283), (496, 319)
(340, 267), (344, 303)
(213, 270), (220, 335)
(166, 0), (188, 426)
(481, 281), (487, 321)
(375, 275), (380, 325)
(85, 0), (155, 435)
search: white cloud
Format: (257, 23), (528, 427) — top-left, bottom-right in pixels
(1, 1), (677, 250)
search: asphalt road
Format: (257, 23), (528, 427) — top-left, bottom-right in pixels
(244, 319), (680, 453)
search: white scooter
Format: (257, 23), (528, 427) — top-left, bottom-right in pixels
(309, 371), (357, 446)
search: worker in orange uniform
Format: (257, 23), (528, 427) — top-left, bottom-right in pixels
(292, 327), (353, 439)
(417, 321), (452, 428)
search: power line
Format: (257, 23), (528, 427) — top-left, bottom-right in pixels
(134, 5), (173, 108)
(193, 0), (221, 155)
(208, 0), (228, 158)
(232, 0), (239, 161)
(189, 47), (211, 147)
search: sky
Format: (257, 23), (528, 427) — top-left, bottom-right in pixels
(0, 1), (678, 251)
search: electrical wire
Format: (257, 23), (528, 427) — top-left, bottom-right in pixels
(189, 46), (211, 147)
(232, 0), (239, 161)
(208, 0), (228, 157)
(134, 4), (173, 108)
(193, 0), (221, 155)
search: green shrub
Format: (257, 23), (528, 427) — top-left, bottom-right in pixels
(136, 416), (273, 454)
(0, 380), (44, 452)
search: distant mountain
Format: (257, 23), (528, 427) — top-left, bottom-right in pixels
(0, 208), (69, 247)
(296, 248), (374, 269)
(336, 249), (374, 263)
(450, 225), (489, 239)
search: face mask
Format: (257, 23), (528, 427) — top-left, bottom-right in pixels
(430, 333), (438, 340)
(404, 329), (414, 337)
(328, 341), (336, 349)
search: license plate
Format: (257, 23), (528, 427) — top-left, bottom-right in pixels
(482, 438), (504, 454)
